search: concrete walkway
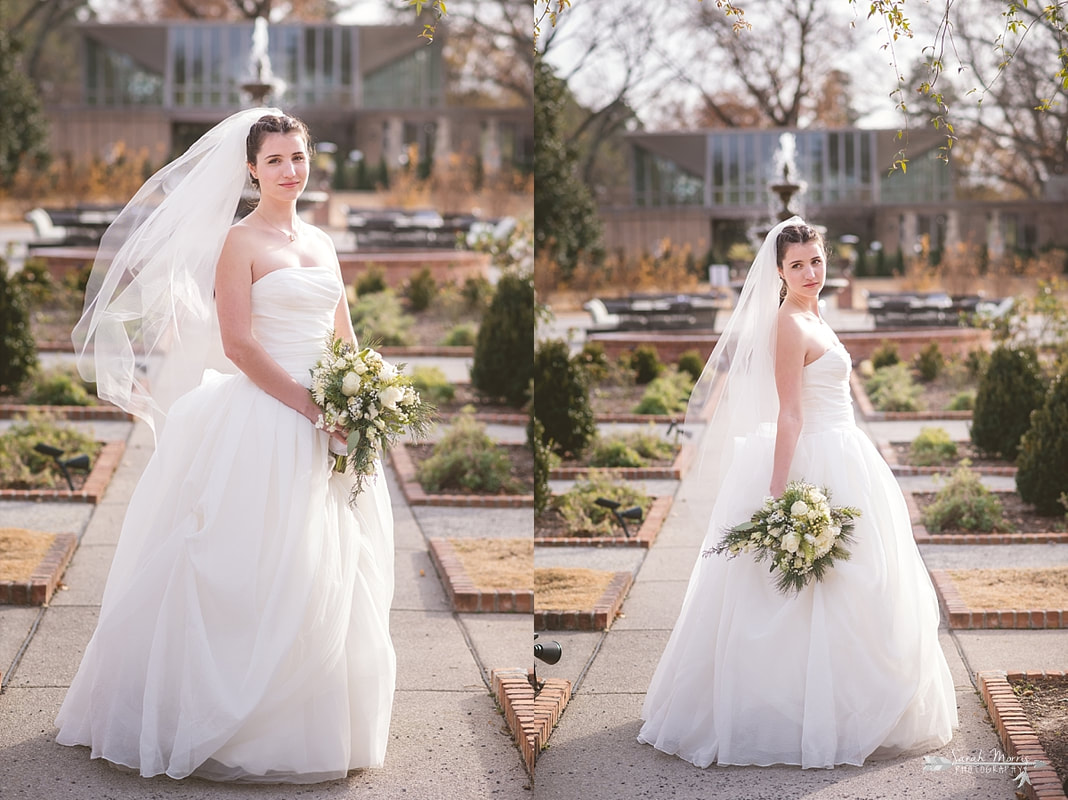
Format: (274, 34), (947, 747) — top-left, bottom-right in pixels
(0, 370), (532, 798)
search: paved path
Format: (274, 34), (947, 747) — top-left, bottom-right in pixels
(0, 376), (532, 799)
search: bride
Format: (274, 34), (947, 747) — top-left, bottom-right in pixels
(637, 218), (957, 769)
(55, 109), (395, 782)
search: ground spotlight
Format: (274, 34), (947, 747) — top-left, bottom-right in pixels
(531, 635), (563, 695)
(34, 443), (91, 491)
(595, 497), (643, 538)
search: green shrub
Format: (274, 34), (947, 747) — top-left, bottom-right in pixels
(416, 409), (517, 493)
(574, 341), (610, 383)
(471, 272), (534, 407)
(441, 323), (477, 347)
(947, 391), (976, 411)
(864, 363), (923, 412)
(589, 426), (676, 468)
(631, 345), (663, 385)
(11, 258), (55, 307)
(921, 461), (1012, 533)
(1017, 369), (1068, 515)
(676, 349), (705, 383)
(26, 368), (94, 406)
(350, 289), (414, 346)
(404, 267), (437, 312)
(0, 410), (100, 489)
(409, 366), (455, 406)
(634, 370), (693, 415)
(913, 342), (944, 382)
(909, 426), (958, 467)
(971, 345), (1046, 460)
(532, 339), (596, 457)
(553, 471), (651, 537)
(461, 275), (494, 312)
(0, 258), (37, 396)
(531, 414), (559, 515)
(870, 340), (900, 370)
(355, 266), (387, 296)
(964, 348), (990, 380)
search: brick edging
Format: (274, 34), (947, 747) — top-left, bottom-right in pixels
(534, 570), (633, 631)
(0, 440), (125, 504)
(490, 667), (572, 777)
(0, 531), (77, 606)
(426, 538), (533, 613)
(593, 412), (684, 424)
(388, 442), (533, 508)
(437, 410), (527, 425)
(930, 569), (1068, 629)
(550, 444), (695, 481)
(978, 670), (1068, 800)
(0, 403), (132, 421)
(379, 345), (474, 358)
(876, 437), (1016, 477)
(534, 494), (673, 549)
(849, 370), (973, 422)
(903, 487), (1068, 545)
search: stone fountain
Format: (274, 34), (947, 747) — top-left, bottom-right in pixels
(241, 17), (286, 105)
(769, 132), (806, 221)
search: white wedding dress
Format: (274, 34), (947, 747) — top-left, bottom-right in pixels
(638, 341), (957, 769)
(56, 265), (396, 782)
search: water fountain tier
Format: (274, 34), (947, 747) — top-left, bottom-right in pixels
(769, 133), (805, 221)
(241, 17), (285, 105)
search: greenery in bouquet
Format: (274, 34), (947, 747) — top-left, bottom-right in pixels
(703, 480), (860, 594)
(310, 336), (434, 501)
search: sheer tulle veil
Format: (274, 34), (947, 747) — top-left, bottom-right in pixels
(71, 107), (283, 440)
(680, 216), (805, 525)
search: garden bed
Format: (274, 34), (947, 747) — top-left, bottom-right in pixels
(849, 371), (973, 421)
(389, 441), (534, 507)
(0, 528), (77, 605)
(534, 567), (633, 631)
(534, 495), (673, 548)
(1014, 675), (1068, 797)
(429, 383), (526, 424)
(907, 490), (1068, 543)
(883, 440), (1016, 476)
(551, 443), (694, 481)
(0, 440), (125, 504)
(427, 537), (533, 614)
(931, 568), (1068, 629)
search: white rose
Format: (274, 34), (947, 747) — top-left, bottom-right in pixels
(341, 371), (361, 396)
(379, 361), (398, 380)
(353, 359), (368, 375)
(790, 500), (809, 517)
(378, 385), (405, 410)
(782, 532), (801, 553)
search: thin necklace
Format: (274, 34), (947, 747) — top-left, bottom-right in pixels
(258, 212), (299, 242)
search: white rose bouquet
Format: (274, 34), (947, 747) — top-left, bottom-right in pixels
(703, 480), (860, 594)
(310, 335), (434, 501)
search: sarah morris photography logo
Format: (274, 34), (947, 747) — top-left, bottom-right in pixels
(924, 749), (1047, 789)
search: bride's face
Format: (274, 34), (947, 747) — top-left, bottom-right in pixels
(778, 242), (826, 302)
(249, 132), (309, 201)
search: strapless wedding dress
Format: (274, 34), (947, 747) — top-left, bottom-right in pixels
(638, 341), (957, 768)
(56, 266), (395, 782)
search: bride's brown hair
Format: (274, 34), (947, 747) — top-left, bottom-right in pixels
(776, 223), (825, 303)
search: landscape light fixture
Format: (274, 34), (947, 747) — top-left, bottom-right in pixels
(594, 497), (643, 538)
(34, 443), (91, 491)
(665, 420), (692, 444)
(531, 634), (563, 696)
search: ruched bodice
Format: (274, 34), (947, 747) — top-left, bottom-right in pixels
(801, 341), (854, 433)
(251, 266), (340, 382)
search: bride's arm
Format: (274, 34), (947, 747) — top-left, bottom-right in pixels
(769, 313), (806, 496)
(214, 228), (322, 426)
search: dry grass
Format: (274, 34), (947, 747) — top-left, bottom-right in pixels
(450, 538), (532, 591)
(0, 528), (57, 582)
(535, 567), (615, 612)
(949, 567), (1068, 609)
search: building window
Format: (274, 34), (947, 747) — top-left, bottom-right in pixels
(880, 148), (952, 204)
(633, 146), (704, 207)
(85, 39), (163, 107)
(363, 47), (443, 109)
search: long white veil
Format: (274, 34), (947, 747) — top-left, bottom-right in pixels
(71, 107), (283, 440)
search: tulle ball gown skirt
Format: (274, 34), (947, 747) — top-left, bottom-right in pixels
(54, 365), (396, 783)
(637, 405), (957, 769)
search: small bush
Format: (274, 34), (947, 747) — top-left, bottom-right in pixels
(355, 266), (387, 296)
(11, 258), (56, 307)
(409, 366), (455, 406)
(913, 342), (944, 382)
(1017, 368), (1068, 515)
(864, 363), (923, 412)
(870, 340), (900, 369)
(404, 267), (437, 312)
(574, 341), (610, 383)
(461, 275), (494, 312)
(971, 345), (1046, 460)
(588, 426), (676, 468)
(532, 339), (596, 457)
(631, 345), (663, 385)
(442, 323), (477, 347)
(553, 471), (651, 537)
(947, 391), (976, 411)
(471, 272), (534, 407)
(634, 370), (693, 415)
(0, 258), (37, 395)
(416, 409), (517, 494)
(26, 368), (94, 406)
(350, 290), (414, 347)
(964, 348), (990, 380)
(921, 461), (1012, 533)
(531, 415), (559, 515)
(909, 426), (958, 467)
(0, 410), (100, 490)
(676, 349), (705, 383)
